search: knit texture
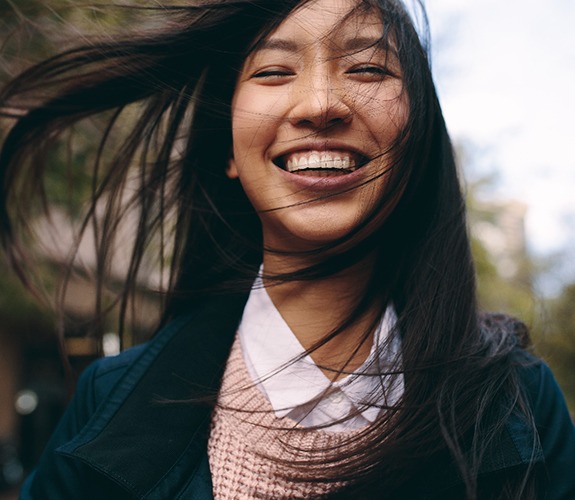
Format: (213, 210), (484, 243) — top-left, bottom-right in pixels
(208, 336), (367, 499)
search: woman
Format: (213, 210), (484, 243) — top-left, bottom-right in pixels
(1, 0), (574, 498)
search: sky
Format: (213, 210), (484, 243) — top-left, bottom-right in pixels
(423, 0), (575, 288)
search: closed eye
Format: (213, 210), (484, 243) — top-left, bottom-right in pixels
(347, 66), (390, 77)
(252, 69), (295, 78)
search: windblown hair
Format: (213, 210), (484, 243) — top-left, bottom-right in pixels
(0, 0), (539, 498)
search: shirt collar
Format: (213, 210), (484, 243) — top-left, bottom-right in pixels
(238, 274), (402, 424)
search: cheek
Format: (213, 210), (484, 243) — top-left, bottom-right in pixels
(376, 104), (408, 144)
(388, 93), (410, 134)
(231, 89), (285, 154)
(355, 83), (409, 144)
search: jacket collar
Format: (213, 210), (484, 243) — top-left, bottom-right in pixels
(55, 293), (543, 498)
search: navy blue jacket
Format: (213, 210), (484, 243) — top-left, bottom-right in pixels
(20, 296), (575, 499)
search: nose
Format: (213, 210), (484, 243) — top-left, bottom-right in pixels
(287, 74), (352, 129)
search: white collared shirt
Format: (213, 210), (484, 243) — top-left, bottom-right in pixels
(238, 276), (404, 432)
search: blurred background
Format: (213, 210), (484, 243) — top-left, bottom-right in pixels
(425, 0), (575, 408)
(0, 0), (573, 497)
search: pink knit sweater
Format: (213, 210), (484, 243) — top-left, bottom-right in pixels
(208, 337), (366, 499)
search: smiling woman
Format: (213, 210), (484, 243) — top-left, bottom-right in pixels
(0, 0), (574, 499)
(228, 0), (408, 251)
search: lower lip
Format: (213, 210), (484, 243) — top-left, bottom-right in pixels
(276, 165), (371, 192)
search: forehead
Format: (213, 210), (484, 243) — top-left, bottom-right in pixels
(264, 0), (383, 49)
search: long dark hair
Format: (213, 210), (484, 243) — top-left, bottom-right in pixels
(0, 0), (538, 497)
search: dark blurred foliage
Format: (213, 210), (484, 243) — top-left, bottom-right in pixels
(537, 285), (575, 414)
(469, 178), (574, 413)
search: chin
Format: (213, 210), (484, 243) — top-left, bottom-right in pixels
(263, 224), (362, 254)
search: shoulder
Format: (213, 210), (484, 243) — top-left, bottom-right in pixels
(19, 345), (150, 499)
(19, 315), (194, 499)
(491, 317), (575, 497)
(480, 313), (575, 493)
(21, 295), (248, 499)
(516, 355), (575, 498)
(70, 310), (204, 413)
(481, 313), (573, 439)
(515, 354), (575, 452)
(81, 342), (148, 407)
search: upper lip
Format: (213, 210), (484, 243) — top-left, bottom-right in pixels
(271, 141), (370, 169)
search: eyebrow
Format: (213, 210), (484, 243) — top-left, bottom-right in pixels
(256, 38), (300, 53)
(255, 35), (388, 55)
(341, 36), (384, 52)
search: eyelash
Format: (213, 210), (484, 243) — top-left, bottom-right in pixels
(348, 66), (390, 77)
(252, 69), (294, 78)
(250, 65), (393, 81)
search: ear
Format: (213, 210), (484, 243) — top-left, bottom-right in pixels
(226, 157), (239, 179)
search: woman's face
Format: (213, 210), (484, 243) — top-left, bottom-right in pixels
(228, 0), (408, 252)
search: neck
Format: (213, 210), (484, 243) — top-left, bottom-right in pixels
(262, 252), (382, 379)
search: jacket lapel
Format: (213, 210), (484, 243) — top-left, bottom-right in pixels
(58, 294), (248, 499)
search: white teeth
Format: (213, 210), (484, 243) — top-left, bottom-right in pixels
(285, 151), (357, 172)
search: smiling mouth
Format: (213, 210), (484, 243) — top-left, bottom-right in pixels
(274, 150), (367, 176)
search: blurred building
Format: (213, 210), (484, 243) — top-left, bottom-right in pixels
(470, 199), (531, 288)
(0, 209), (161, 493)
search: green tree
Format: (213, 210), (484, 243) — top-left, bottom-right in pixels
(536, 285), (575, 412)
(466, 177), (573, 414)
